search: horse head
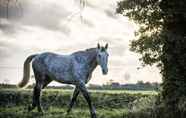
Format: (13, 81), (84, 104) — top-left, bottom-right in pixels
(96, 43), (109, 75)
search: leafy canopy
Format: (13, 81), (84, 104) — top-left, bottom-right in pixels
(116, 0), (186, 67)
(116, 0), (164, 67)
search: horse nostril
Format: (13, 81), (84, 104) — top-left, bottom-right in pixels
(102, 69), (108, 75)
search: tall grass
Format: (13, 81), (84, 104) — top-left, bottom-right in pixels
(0, 88), (158, 118)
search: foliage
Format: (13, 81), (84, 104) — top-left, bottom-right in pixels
(0, 89), (158, 118)
(116, 0), (186, 117)
(116, 0), (164, 67)
(0, 89), (155, 108)
(129, 96), (156, 112)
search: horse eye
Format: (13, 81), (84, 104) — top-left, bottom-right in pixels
(98, 54), (101, 57)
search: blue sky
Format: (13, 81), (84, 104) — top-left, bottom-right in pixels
(0, 0), (161, 85)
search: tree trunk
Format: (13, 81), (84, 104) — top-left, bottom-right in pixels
(159, 0), (186, 117)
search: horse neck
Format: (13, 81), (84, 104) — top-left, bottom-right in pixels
(85, 49), (98, 72)
(73, 48), (98, 72)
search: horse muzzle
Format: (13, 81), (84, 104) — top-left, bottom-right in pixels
(102, 69), (108, 75)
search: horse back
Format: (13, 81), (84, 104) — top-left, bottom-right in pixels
(32, 52), (74, 81)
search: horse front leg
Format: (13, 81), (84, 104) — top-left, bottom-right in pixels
(78, 83), (96, 118)
(67, 87), (80, 114)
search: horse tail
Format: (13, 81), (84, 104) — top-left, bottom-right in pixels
(17, 54), (38, 88)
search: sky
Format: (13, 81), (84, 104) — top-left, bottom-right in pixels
(0, 0), (162, 86)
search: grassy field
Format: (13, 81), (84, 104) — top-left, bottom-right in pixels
(0, 88), (158, 118)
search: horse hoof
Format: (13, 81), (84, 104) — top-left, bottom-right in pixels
(38, 108), (44, 114)
(66, 111), (70, 115)
(28, 105), (33, 112)
(91, 113), (97, 118)
(39, 110), (44, 113)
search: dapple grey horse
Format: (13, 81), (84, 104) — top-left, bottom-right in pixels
(17, 43), (109, 118)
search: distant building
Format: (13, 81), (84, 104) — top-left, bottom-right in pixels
(111, 82), (120, 87)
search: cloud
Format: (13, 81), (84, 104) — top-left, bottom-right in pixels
(0, 39), (24, 64)
(98, 37), (128, 56)
(109, 58), (125, 67)
(0, 0), (162, 85)
(0, 20), (16, 34)
(0, 0), (26, 35)
(110, 44), (127, 56)
(104, 9), (117, 19)
(81, 18), (94, 27)
(0, 0), (72, 35)
(0, 0), (22, 19)
(20, 0), (70, 31)
(0, 18), (28, 35)
(0, 42), (11, 59)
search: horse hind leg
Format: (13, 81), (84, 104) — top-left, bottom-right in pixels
(35, 81), (44, 113)
(42, 75), (52, 89)
(28, 85), (37, 112)
(28, 82), (43, 112)
(28, 70), (45, 113)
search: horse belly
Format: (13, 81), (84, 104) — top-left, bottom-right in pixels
(52, 71), (75, 84)
(47, 64), (75, 84)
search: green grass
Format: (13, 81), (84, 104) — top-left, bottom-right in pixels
(3, 88), (157, 94)
(0, 106), (128, 118)
(0, 89), (157, 118)
(88, 89), (158, 95)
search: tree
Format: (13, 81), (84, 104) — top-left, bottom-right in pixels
(116, 0), (186, 117)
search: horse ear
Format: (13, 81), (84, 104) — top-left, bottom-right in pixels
(105, 43), (108, 49)
(97, 43), (100, 49)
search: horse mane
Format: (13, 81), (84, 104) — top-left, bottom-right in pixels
(72, 48), (97, 56)
(85, 48), (97, 52)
